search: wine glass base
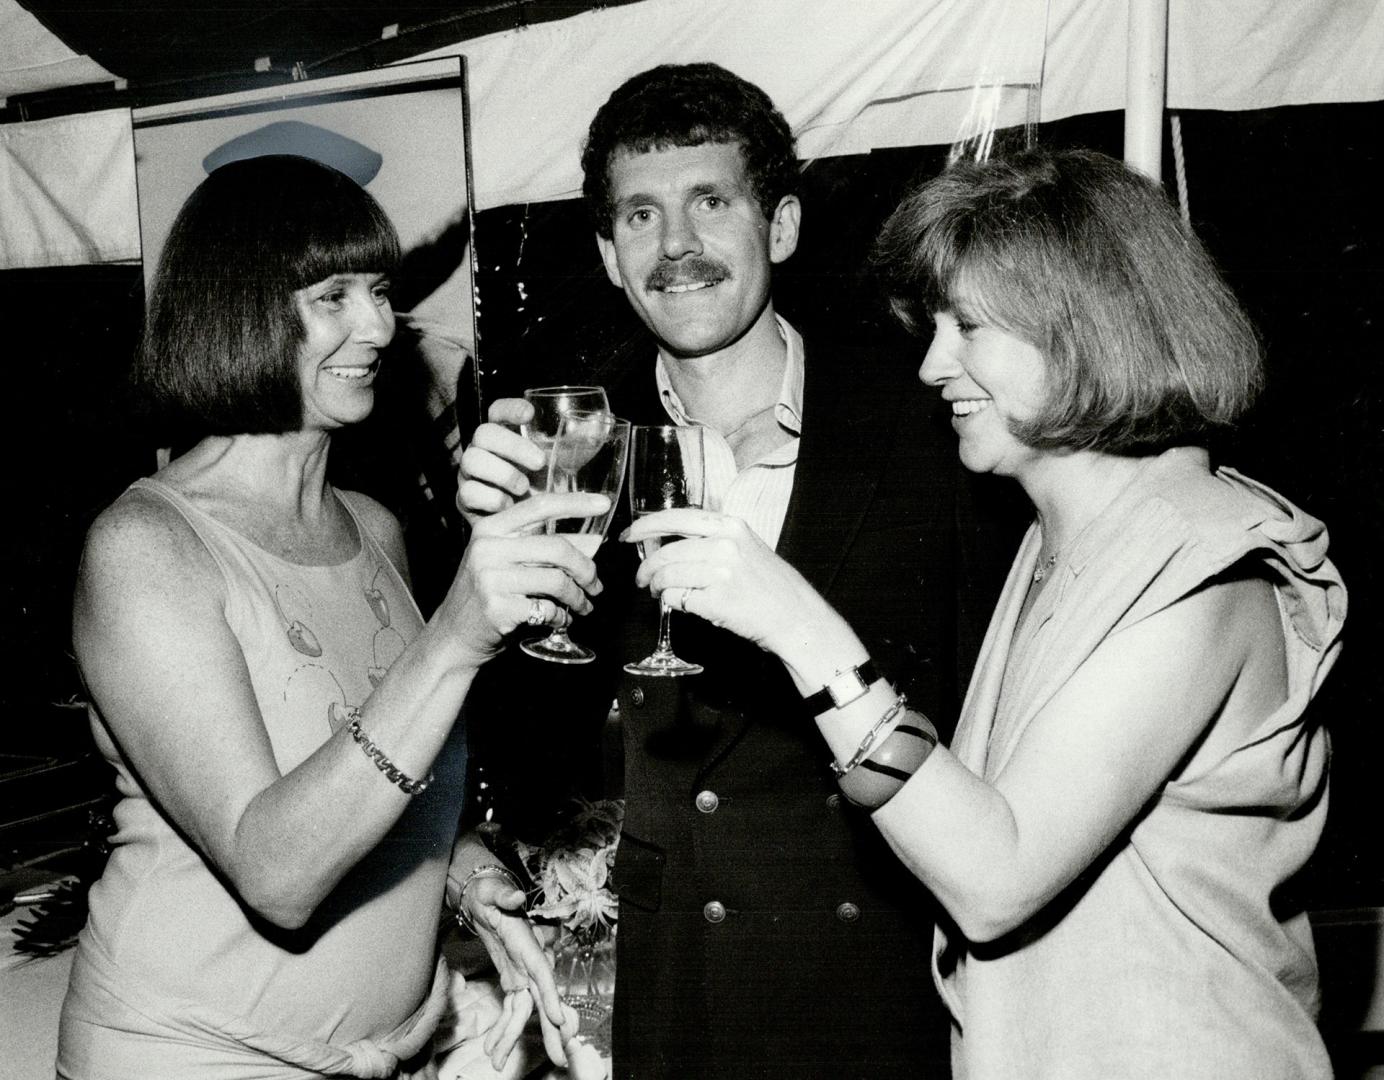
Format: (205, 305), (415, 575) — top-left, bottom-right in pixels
(522, 635), (597, 665)
(623, 654), (703, 678)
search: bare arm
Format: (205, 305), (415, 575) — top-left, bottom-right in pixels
(75, 488), (606, 929)
(858, 577), (1283, 941)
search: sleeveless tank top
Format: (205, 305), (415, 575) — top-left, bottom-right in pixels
(59, 478), (465, 1079)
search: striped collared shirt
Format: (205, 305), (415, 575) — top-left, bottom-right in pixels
(653, 315), (804, 551)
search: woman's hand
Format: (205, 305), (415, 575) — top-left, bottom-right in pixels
(463, 875), (579, 1070)
(436, 492), (609, 669)
(621, 508), (860, 679)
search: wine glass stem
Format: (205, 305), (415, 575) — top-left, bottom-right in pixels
(654, 598), (676, 658)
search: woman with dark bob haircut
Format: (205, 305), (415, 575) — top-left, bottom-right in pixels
(627, 147), (1346, 1078)
(58, 155), (594, 1078)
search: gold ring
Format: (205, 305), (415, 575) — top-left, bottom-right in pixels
(525, 598), (545, 626)
(677, 587), (691, 613)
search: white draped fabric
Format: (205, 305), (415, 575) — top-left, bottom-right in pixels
(1, 0), (1383, 269)
(1, 110), (137, 267)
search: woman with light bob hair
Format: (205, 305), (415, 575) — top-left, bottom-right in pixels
(877, 146), (1263, 455)
(626, 147), (1346, 1078)
(871, 147), (1345, 1076)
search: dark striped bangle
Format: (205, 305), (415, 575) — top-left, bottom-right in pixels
(837, 713), (938, 811)
(828, 692), (907, 778)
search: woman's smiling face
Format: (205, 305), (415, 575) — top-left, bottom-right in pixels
(293, 271), (395, 431)
(918, 308), (1049, 478)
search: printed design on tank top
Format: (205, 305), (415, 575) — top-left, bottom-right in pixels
(274, 582), (323, 658)
(270, 555), (408, 732)
(364, 563), (407, 688)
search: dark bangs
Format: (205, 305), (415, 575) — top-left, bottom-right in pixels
(276, 189), (401, 291)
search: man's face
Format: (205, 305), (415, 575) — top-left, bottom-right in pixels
(595, 142), (800, 359)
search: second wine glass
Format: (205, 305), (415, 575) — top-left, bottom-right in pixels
(520, 386), (611, 508)
(521, 412), (631, 665)
(624, 425), (706, 678)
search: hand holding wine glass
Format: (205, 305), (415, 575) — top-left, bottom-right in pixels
(455, 389), (607, 524)
(624, 425), (706, 677)
(521, 412), (631, 665)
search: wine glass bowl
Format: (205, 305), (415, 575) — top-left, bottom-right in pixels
(623, 425), (706, 678)
(520, 386), (611, 500)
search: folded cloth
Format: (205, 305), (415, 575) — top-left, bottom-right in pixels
(59, 946), (451, 1079)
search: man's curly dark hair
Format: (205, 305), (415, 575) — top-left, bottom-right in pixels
(581, 63), (800, 239)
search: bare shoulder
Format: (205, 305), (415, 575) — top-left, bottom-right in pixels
(1154, 570), (1288, 724)
(1183, 569), (1282, 651)
(76, 486), (226, 618)
(1203, 567), (1288, 684)
(336, 489), (409, 574)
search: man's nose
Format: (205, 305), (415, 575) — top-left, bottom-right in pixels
(660, 211), (702, 260)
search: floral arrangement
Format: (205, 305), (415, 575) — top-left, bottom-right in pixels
(514, 797), (623, 944)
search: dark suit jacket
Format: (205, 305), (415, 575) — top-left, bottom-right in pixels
(465, 332), (1017, 1079)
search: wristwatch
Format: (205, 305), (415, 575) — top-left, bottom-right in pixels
(802, 661), (880, 715)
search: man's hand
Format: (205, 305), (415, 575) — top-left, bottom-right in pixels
(456, 398), (546, 525)
(463, 874), (580, 1071)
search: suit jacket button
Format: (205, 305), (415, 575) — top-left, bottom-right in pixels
(631, 687), (645, 706)
(695, 790), (720, 814)
(703, 900), (727, 924)
(835, 901), (861, 924)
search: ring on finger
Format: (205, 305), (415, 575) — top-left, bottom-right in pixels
(525, 598), (546, 626)
(677, 587), (692, 613)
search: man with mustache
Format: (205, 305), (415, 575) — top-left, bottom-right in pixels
(456, 63), (1009, 1078)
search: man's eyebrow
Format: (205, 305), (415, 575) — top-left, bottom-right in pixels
(614, 179), (736, 208)
(612, 191), (656, 213)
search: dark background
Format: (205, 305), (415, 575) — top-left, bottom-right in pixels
(2, 102), (1380, 911)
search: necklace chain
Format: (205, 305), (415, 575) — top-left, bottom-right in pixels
(1032, 551), (1060, 583)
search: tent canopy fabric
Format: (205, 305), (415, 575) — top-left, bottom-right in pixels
(0, 0), (624, 106)
(2, 0), (1383, 270)
(0, 0), (113, 101)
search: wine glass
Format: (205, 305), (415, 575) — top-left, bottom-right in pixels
(521, 412), (631, 665)
(623, 425), (706, 678)
(519, 386), (611, 512)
